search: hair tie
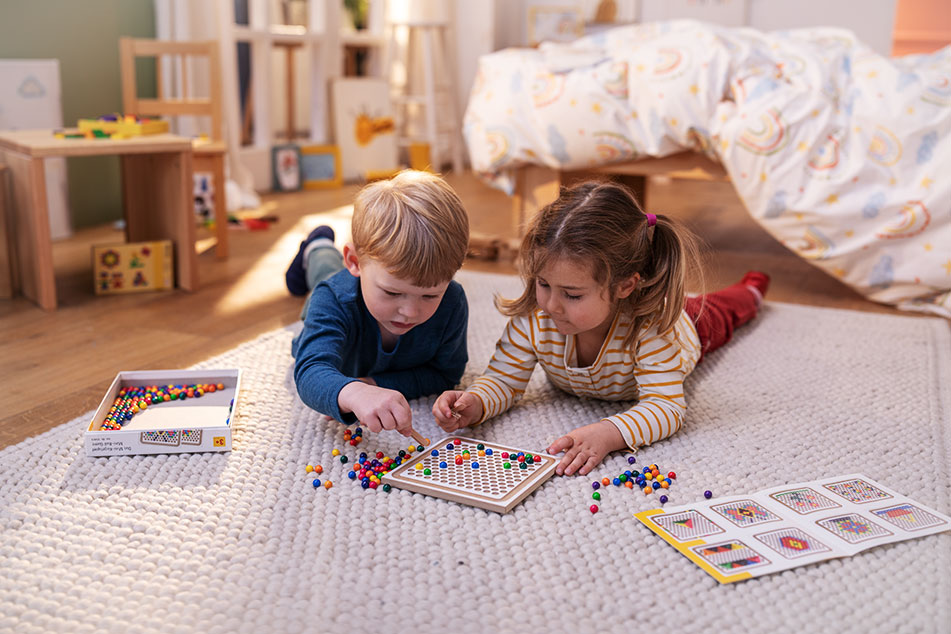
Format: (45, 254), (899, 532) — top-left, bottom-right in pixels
(645, 213), (657, 227)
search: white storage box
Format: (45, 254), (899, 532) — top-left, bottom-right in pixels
(85, 369), (241, 457)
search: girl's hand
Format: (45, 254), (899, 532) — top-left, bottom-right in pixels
(547, 421), (626, 476)
(432, 391), (483, 433)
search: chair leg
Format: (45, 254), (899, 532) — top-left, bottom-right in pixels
(211, 155), (228, 260)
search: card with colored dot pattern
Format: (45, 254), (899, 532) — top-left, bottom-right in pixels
(383, 436), (557, 513)
(634, 474), (951, 584)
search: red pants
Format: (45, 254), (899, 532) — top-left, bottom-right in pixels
(684, 281), (759, 362)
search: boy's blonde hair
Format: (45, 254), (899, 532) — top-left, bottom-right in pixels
(351, 170), (470, 287)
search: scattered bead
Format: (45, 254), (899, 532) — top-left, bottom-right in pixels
(590, 504), (599, 514)
(340, 455), (348, 464)
(592, 481), (600, 490)
(659, 495), (668, 504)
(323, 481), (333, 489)
(704, 490), (713, 499)
(668, 471), (676, 480)
(628, 456), (636, 464)
(331, 449), (340, 456)
(592, 492), (601, 501)
(312, 479), (321, 488)
(382, 483), (391, 492)
(314, 465), (323, 475)
(305, 465), (314, 473)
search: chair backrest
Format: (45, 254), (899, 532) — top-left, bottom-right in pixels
(119, 37), (223, 141)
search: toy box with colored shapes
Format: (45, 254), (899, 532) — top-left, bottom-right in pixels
(85, 369), (241, 457)
(78, 115), (169, 137)
(92, 240), (173, 295)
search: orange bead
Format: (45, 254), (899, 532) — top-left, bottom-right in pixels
(323, 481), (333, 489)
(660, 481), (669, 488)
(602, 478), (610, 486)
(643, 487), (653, 494)
(624, 481), (634, 489)
(314, 465), (323, 474)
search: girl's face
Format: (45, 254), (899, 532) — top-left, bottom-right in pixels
(535, 257), (620, 337)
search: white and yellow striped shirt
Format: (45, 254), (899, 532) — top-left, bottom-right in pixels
(467, 309), (701, 449)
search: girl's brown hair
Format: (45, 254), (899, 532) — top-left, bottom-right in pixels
(498, 180), (703, 348)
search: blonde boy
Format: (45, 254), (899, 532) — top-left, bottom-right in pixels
(291, 170), (470, 437)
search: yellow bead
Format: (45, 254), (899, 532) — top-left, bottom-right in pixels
(645, 472), (653, 480)
(415, 463), (423, 470)
(305, 465), (313, 473)
(332, 449), (340, 456)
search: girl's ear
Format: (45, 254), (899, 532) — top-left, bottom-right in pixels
(615, 272), (640, 299)
(342, 243), (361, 277)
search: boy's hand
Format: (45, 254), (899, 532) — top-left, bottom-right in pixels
(338, 381), (413, 436)
(432, 390), (483, 433)
(547, 421), (626, 476)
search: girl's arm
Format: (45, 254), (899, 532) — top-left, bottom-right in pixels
(465, 316), (540, 423)
(603, 327), (689, 449)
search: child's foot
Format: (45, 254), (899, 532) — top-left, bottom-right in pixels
(741, 271), (770, 308)
(286, 225), (335, 296)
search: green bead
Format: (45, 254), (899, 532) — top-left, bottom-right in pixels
(519, 462), (527, 469)
(592, 492), (601, 500)
(416, 445), (424, 452)
(340, 455), (348, 464)
(503, 462), (511, 469)
(477, 443), (485, 450)
(525, 453), (533, 461)
(382, 483), (391, 492)
(619, 474), (628, 482)
(423, 468), (431, 475)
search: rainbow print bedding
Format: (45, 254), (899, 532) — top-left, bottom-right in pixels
(463, 21), (951, 318)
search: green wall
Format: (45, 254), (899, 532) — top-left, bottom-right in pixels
(0, 0), (156, 228)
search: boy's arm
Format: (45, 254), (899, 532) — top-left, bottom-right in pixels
(371, 284), (469, 399)
(601, 327), (688, 449)
(465, 316), (538, 423)
(293, 285), (361, 423)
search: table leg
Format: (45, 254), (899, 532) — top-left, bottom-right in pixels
(1, 151), (56, 310)
(121, 150), (198, 291)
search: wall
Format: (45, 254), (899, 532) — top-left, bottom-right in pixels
(0, 0), (156, 229)
(892, 0), (951, 56)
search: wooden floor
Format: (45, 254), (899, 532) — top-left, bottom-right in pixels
(0, 172), (904, 450)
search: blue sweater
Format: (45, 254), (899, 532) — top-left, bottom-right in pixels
(293, 270), (468, 424)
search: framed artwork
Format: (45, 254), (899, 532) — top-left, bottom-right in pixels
(331, 78), (399, 182)
(300, 145), (343, 189)
(527, 5), (584, 46)
(271, 144), (301, 192)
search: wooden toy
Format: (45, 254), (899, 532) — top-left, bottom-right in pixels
(384, 435), (556, 513)
(78, 114), (169, 138)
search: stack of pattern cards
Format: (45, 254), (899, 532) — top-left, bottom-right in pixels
(635, 474), (951, 583)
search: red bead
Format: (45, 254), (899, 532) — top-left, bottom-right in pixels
(668, 471), (676, 479)
(590, 504), (599, 514)
(376, 452), (384, 459)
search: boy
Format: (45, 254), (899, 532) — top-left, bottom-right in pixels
(289, 170), (470, 439)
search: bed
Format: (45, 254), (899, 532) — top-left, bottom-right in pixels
(463, 20), (951, 318)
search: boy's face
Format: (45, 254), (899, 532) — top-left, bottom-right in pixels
(343, 245), (450, 343)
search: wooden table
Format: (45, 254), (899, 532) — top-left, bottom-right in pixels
(0, 129), (196, 310)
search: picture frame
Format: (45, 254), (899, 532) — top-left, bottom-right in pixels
(271, 144), (302, 192)
(300, 144), (343, 190)
(331, 78), (399, 182)
(527, 5), (584, 46)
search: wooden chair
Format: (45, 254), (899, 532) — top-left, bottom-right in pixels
(119, 37), (229, 259)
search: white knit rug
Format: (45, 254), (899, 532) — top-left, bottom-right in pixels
(2, 271), (950, 634)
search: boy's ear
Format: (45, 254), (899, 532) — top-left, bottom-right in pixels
(342, 243), (361, 277)
(615, 273), (640, 299)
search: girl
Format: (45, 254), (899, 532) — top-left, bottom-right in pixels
(433, 181), (769, 476)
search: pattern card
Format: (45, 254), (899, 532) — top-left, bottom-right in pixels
(692, 541), (770, 573)
(823, 478), (892, 504)
(816, 514), (892, 543)
(635, 474), (951, 584)
(770, 487), (840, 514)
(712, 499), (781, 527)
(651, 510), (724, 541)
(872, 503), (946, 531)
(755, 527), (831, 559)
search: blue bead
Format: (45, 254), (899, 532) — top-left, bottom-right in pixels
(704, 490), (713, 499)
(347, 471), (356, 479)
(361, 480), (370, 489)
(312, 479), (321, 488)
(624, 470), (633, 478)
(485, 449), (493, 455)
(612, 478), (621, 486)
(472, 462), (479, 469)
(652, 481), (661, 489)
(659, 495), (668, 504)
(446, 443), (454, 450)
(431, 449), (439, 457)
(439, 461), (447, 468)
(592, 482), (600, 490)
(642, 467), (650, 474)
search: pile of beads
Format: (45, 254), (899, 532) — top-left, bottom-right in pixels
(343, 426), (364, 447)
(344, 444), (425, 492)
(99, 383), (225, 430)
(588, 455), (678, 514)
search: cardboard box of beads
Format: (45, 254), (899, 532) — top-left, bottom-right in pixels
(85, 369), (241, 457)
